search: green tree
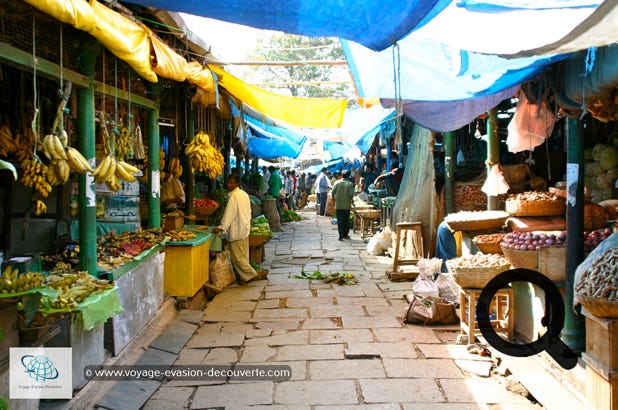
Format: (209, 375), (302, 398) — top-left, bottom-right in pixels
(245, 34), (354, 101)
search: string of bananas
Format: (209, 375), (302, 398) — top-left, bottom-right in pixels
(168, 157), (183, 178)
(165, 230), (196, 242)
(91, 154), (141, 190)
(0, 268), (45, 294)
(0, 124), (18, 157)
(34, 199), (47, 216)
(184, 131), (224, 179)
(20, 159), (52, 197)
(115, 126), (132, 160)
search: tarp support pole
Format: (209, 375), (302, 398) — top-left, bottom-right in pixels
(444, 131), (455, 215)
(563, 117), (586, 352)
(185, 104), (195, 216)
(486, 109), (500, 210)
(77, 41), (98, 276)
(147, 84), (161, 228)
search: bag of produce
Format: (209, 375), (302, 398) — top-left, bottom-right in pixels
(573, 232), (618, 309)
(209, 251), (236, 289)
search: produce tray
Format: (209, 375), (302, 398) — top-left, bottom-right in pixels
(446, 263), (511, 289)
(505, 198), (565, 217)
(444, 211), (509, 232)
(195, 206), (218, 217)
(578, 295), (618, 319)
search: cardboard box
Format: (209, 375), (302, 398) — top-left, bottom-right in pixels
(163, 216), (184, 232)
(584, 310), (618, 371)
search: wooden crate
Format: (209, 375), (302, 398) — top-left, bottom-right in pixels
(585, 364), (617, 410)
(163, 216), (184, 232)
(583, 309), (618, 371)
(537, 246), (566, 282)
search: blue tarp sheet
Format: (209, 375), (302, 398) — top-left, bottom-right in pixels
(246, 124), (304, 160)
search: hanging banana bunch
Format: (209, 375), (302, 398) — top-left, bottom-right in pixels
(159, 147), (166, 171)
(34, 199), (47, 216)
(184, 131), (224, 179)
(115, 124), (132, 161)
(0, 124), (18, 157)
(169, 157), (183, 178)
(132, 123), (145, 160)
(20, 158), (52, 198)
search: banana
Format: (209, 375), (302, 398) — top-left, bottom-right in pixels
(105, 173), (121, 191)
(42, 134), (54, 160)
(117, 160), (140, 175)
(35, 199), (47, 216)
(52, 134), (68, 160)
(92, 155), (111, 181)
(115, 161), (137, 182)
(66, 147), (93, 173)
(100, 156), (117, 182)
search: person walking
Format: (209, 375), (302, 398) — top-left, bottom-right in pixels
(260, 165), (270, 196)
(331, 170), (355, 241)
(315, 167), (331, 216)
(268, 166), (283, 217)
(213, 174), (267, 284)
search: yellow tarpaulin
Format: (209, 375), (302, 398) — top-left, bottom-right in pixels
(185, 61), (215, 93)
(210, 65), (346, 129)
(150, 34), (188, 83)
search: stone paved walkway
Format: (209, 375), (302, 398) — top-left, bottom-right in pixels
(137, 210), (544, 409)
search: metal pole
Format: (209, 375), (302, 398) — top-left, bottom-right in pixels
(444, 131), (455, 215)
(147, 85), (161, 228)
(486, 109), (500, 210)
(562, 117), (586, 352)
(76, 44), (98, 276)
(185, 105), (195, 216)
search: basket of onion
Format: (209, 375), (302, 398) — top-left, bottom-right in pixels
(500, 231), (566, 270)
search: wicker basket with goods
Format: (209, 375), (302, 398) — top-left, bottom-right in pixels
(193, 198), (219, 218)
(575, 247), (618, 318)
(500, 230), (566, 270)
(444, 210), (509, 232)
(455, 184), (487, 211)
(505, 191), (565, 217)
(472, 233), (506, 254)
(446, 253), (511, 289)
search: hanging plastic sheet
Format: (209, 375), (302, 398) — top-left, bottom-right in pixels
(24, 0), (98, 32)
(246, 124), (304, 161)
(150, 34), (189, 83)
(209, 65), (346, 129)
(506, 91), (556, 153)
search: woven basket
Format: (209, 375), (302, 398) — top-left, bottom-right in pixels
(249, 234), (271, 247)
(578, 295), (618, 319)
(447, 263), (511, 289)
(505, 198), (565, 217)
(472, 234), (506, 254)
(195, 206), (218, 218)
(444, 211), (509, 232)
(357, 209), (381, 219)
(500, 245), (538, 270)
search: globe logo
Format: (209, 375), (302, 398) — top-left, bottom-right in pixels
(21, 355), (60, 382)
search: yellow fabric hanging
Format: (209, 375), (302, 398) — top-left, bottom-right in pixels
(150, 34), (189, 83)
(185, 61), (216, 93)
(88, 0), (157, 83)
(209, 65), (346, 129)
(23, 0), (97, 32)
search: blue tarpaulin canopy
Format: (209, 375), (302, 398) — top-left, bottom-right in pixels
(246, 124), (305, 160)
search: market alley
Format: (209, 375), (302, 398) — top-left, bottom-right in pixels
(71, 210), (586, 409)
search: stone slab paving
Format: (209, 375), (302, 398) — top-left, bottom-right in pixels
(96, 379), (161, 410)
(149, 320), (197, 354)
(137, 211), (555, 409)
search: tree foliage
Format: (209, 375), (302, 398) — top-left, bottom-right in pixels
(245, 34), (354, 100)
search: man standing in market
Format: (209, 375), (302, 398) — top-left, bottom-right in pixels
(315, 167), (331, 216)
(332, 170), (355, 240)
(268, 166), (283, 218)
(213, 174), (267, 284)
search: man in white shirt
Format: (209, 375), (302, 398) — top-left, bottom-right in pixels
(315, 167), (331, 216)
(213, 174), (267, 283)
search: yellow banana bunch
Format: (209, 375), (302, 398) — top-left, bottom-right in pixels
(66, 146), (93, 174)
(185, 131), (224, 179)
(0, 269), (45, 294)
(34, 199), (47, 216)
(20, 159), (52, 197)
(105, 173), (122, 192)
(159, 147), (166, 171)
(47, 159), (70, 185)
(91, 154), (117, 185)
(169, 157), (183, 178)
(115, 160), (140, 183)
(115, 126), (132, 160)
(0, 124), (18, 156)
(42, 133), (68, 161)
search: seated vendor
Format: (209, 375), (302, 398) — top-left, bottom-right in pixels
(436, 220), (457, 272)
(160, 171), (185, 212)
(374, 165), (404, 196)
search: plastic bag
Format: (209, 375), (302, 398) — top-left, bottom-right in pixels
(482, 164), (510, 196)
(209, 251), (236, 288)
(506, 92), (556, 153)
(435, 272), (460, 304)
(366, 228), (392, 256)
(404, 294), (459, 325)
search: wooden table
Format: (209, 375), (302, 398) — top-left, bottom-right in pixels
(459, 287), (514, 343)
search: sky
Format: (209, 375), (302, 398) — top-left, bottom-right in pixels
(180, 13), (274, 78)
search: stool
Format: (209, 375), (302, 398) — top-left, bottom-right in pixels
(357, 209), (381, 240)
(392, 222), (423, 272)
(459, 287), (514, 343)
